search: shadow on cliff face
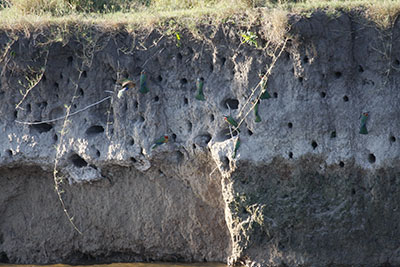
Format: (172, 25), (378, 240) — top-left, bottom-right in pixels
(226, 156), (400, 266)
(0, 163), (230, 264)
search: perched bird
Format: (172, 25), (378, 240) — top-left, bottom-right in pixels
(139, 70), (149, 94)
(359, 112), (369, 135)
(195, 77), (205, 101)
(232, 137), (241, 159)
(117, 79), (136, 99)
(252, 100), (261, 123)
(259, 74), (271, 100)
(151, 135), (168, 149)
(224, 116), (241, 132)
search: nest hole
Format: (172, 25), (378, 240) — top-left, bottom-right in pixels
(53, 134), (58, 142)
(320, 92), (326, 98)
(31, 123), (53, 134)
(351, 188), (356, 195)
(288, 122), (293, 128)
(343, 95), (349, 102)
(86, 125), (104, 135)
(358, 65), (364, 72)
(82, 71), (87, 78)
(285, 51), (290, 60)
(221, 57), (226, 66)
(0, 251), (9, 263)
(70, 154), (87, 168)
(210, 114), (215, 122)
(311, 140), (318, 150)
(134, 100), (138, 109)
(36, 101), (47, 109)
(130, 157), (137, 163)
(303, 55), (309, 63)
(210, 64), (214, 72)
(26, 103), (31, 113)
(129, 138), (135, 145)
(187, 121), (192, 131)
(59, 73), (63, 80)
(6, 149), (12, 157)
(96, 150), (101, 157)
(247, 129), (253, 136)
(184, 97), (188, 105)
(180, 78), (188, 85)
(157, 75), (163, 82)
(335, 71), (342, 78)
(224, 98), (239, 109)
(273, 92), (278, 98)
(221, 156), (230, 171)
(42, 74), (47, 82)
(339, 161), (345, 168)
(288, 152), (293, 159)
(13, 110), (18, 119)
(195, 133), (212, 147)
(79, 88), (84, 96)
(298, 77), (303, 83)
(389, 136), (396, 143)
(177, 53), (183, 61)
(394, 59), (400, 66)
(139, 116), (145, 122)
(67, 56), (73, 64)
(172, 133), (177, 141)
(330, 131), (337, 138)
(154, 96), (159, 102)
(368, 153), (376, 163)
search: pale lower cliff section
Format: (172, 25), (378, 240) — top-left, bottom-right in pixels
(0, 10), (400, 266)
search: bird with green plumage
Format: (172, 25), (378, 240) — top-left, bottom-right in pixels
(195, 77), (205, 101)
(224, 116), (240, 133)
(151, 135), (169, 149)
(252, 100), (261, 123)
(117, 79), (136, 99)
(259, 74), (271, 100)
(232, 137), (241, 159)
(139, 70), (149, 94)
(359, 112), (369, 134)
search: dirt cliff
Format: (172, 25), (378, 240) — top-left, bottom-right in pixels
(0, 9), (399, 266)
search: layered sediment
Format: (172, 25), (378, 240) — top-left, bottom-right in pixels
(0, 10), (399, 266)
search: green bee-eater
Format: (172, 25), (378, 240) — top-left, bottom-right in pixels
(195, 77), (205, 101)
(259, 74), (271, 100)
(252, 100), (261, 122)
(139, 70), (149, 94)
(232, 137), (241, 158)
(151, 135), (169, 149)
(117, 79), (136, 99)
(359, 112), (369, 135)
(224, 116), (240, 132)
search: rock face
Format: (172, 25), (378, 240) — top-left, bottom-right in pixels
(0, 11), (399, 266)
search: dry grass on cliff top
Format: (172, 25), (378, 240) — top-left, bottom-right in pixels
(0, 0), (399, 31)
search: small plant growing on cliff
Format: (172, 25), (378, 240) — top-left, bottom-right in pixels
(241, 31), (258, 48)
(174, 32), (181, 47)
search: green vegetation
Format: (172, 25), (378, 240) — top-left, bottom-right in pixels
(0, 0), (399, 31)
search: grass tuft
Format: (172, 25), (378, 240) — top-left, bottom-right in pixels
(0, 0), (400, 33)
